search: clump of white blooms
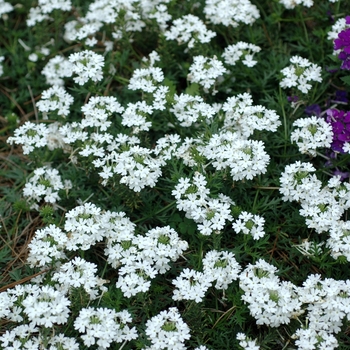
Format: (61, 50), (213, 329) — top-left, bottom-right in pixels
(144, 307), (190, 350)
(164, 14), (216, 49)
(74, 307), (137, 348)
(222, 42), (261, 67)
(23, 165), (72, 210)
(41, 55), (73, 85)
(236, 333), (260, 350)
(204, 0), (260, 27)
(27, 224), (68, 268)
(128, 63), (164, 93)
(52, 257), (108, 300)
(279, 161), (317, 202)
(22, 284), (71, 327)
(290, 116), (333, 156)
(293, 274), (350, 350)
(280, 55), (322, 94)
(187, 55), (227, 93)
(240, 259), (302, 327)
(36, 85), (74, 118)
(202, 131), (270, 181)
(328, 220), (350, 261)
(0, 0), (13, 16)
(68, 50), (104, 85)
(280, 162), (350, 261)
(202, 250), (241, 289)
(232, 211), (266, 240)
(7, 122), (51, 154)
(172, 172), (234, 236)
(172, 268), (213, 303)
(115, 226), (188, 298)
(279, 0), (313, 8)
(170, 93), (216, 127)
(222, 92), (281, 137)
(81, 95), (124, 131)
(27, 0), (72, 26)
(64, 202), (108, 251)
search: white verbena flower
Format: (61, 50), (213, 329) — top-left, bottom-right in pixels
(223, 42), (261, 67)
(280, 55), (322, 94)
(68, 50), (104, 85)
(204, 0), (260, 27)
(27, 224), (68, 268)
(164, 14), (216, 49)
(291, 116), (333, 156)
(232, 211), (266, 240)
(187, 55), (227, 93)
(202, 250), (241, 289)
(36, 85), (74, 118)
(74, 307), (137, 348)
(145, 307), (190, 350)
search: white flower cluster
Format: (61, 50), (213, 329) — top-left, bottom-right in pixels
(222, 42), (261, 67)
(144, 307), (190, 350)
(8, 121), (52, 154)
(290, 116), (333, 156)
(280, 162), (350, 261)
(222, 92), (281, 137)
(41, 55), (73, 85)
(113, 226), (188, 297)
(52, 257), (108, 300)
(164, 14), (216, 49)
(204, 0), (260, 27)
(327, 17), (350, 42)
(68, 50), (104, 85)
(170, 93), (216, 127)
(94, 136), (165, 190)
(280, 55), (322, 94)
(27, 224), (68, 268)
(74, 307), (137, 348)
(293, 274), (350, 350)
(232, 211), (265, 240)
(187, 55), (227, 93)
(236, 333), (260, 350)
(172, 250), (241, 302)
(81, 95), (124, 131)
(36, 85), (74, 118)
(64, 202), (108, 251)
(172, 172), (234, 236)
(27, 0), (72, 26)
(0, 0), (13, 16)
(240, 259), (302, 327)
(129, 66), (164, 93)
(23, 165), (72, 210)
(278, 0), (313, 8)
(0, 284), (70, 328)
(202, 131), (270, 181)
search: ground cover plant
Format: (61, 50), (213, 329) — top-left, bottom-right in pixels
(2, 0), (350, 349)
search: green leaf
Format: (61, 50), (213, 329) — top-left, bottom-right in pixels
(185, 83), (200, 96)
(340, 76), (350, 86)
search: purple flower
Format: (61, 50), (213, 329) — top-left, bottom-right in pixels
(346, 16), (350, 25)
(305, 104), (321, 117)
(287, 95), (299, 103)
(333, 169), (350, 181)
(334, 90), (348, 104)
(326, 109), (350, 152)
(334, 27), (350, 70)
